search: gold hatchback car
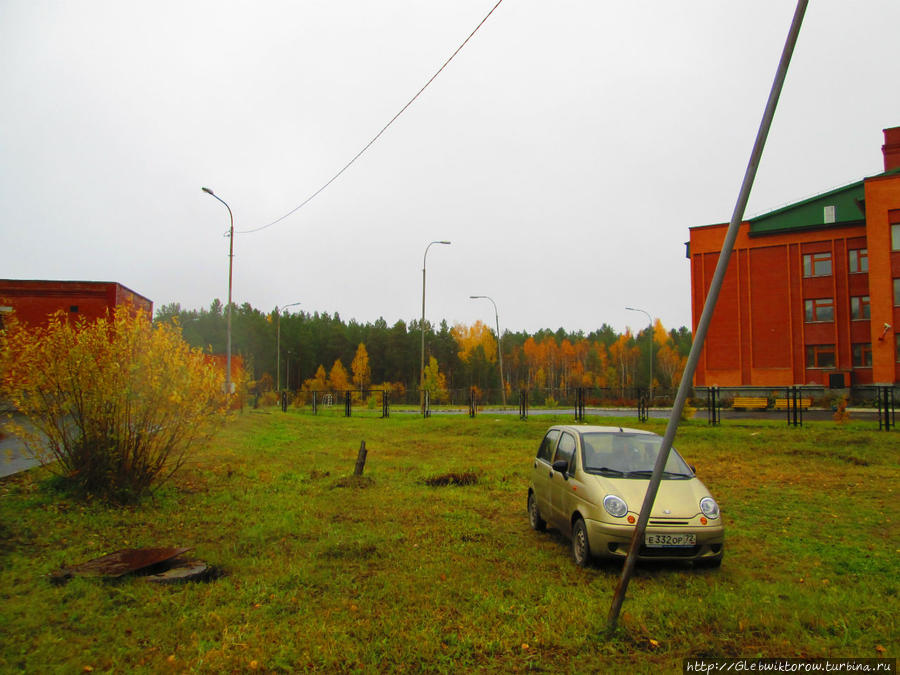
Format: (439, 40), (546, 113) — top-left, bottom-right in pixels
(527, 425), (724, 567)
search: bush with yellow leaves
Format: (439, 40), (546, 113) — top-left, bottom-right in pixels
(0, 306), (226, 502)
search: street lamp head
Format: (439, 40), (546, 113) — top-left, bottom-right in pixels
(201, 187), (215, 196)
(439, 240), (451, 245)
(469, 295), (482, 299)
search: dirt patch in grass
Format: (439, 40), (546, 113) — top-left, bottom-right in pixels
(424, 472), (478, 487)
(332, 475), (374, 489)
(783, 448), (869, 466)
(318, 541), (378, 560)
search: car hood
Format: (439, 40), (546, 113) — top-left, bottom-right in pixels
(590, 475), (712, 519)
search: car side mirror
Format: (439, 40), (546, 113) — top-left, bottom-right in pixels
(552, 459), (569, 474)
(690, 465), (696, 474)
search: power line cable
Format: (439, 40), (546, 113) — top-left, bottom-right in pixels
(238, 0), (505, 234)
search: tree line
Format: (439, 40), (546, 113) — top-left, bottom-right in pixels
(154, 301), (692, 403)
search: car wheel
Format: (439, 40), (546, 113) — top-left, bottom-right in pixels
(572, 517), (592, 567)
(528, 492), (546, 531)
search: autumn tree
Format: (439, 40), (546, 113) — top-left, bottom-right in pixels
(351, 343), (371, 393)
(653, 318), (669, 347)
(657, 343), (688, 390)
(0, 307), (225, 502)
(452, 321), (497, 364)
(452, 321), (499, 390)
(422, 356), (449, 403)
(608, 331), (641, 398)
(302, 365), (328, 392)
(328, 359), (350, 391)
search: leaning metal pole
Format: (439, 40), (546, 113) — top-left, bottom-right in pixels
(606, 0), (808, 633)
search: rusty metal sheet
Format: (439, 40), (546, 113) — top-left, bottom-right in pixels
(56, 547), (192, 579)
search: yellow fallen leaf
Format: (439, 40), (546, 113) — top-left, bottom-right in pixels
(521, 643), (529, 651)
(250, 660), (259, 670)
(649, 639), (660, 648)
(875, 645), (886, 654)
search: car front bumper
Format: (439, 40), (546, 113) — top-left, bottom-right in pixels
(584, 518), (724, 562)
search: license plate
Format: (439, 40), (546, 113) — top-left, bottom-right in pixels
(645, 533), (696, 547)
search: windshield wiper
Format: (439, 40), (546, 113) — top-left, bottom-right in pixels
(626, 470), (692, 479)
(591, 466), (626, 477)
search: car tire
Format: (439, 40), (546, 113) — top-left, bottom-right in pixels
(528, 492), (546, 531)
(572, 517), (592, 567)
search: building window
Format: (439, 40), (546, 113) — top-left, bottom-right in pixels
(69, 305), (79, 313)
(802, 252), (832, 277)
(893, 223), (900, 251)
(804, 298), (834, 322)
(852, 343), (872, 368)
(850, 296), (870, 320)
(897, 334), (900, 364)
(848, 248), (868, 273)
(806, 344), (836, 369)
(895, 279), (900, 307)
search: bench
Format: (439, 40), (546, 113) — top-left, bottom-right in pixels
(773, 398), (811, 410)
(732, 396), (769, 410)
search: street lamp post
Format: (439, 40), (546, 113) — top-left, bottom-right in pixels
(276, 302), (301, 392)
(625, 306), (653, 403)
(469, 295), (506, 407)
(420, 240), (451, 414)
(202, 187), (234, 395)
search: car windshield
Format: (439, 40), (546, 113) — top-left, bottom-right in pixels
(580, 432), (693, 478)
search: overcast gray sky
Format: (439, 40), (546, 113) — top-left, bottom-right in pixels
(2, 1), (898, 336)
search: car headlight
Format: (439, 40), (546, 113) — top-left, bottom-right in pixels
(603, 494), (628, 518)
(700, 497), (720, 519)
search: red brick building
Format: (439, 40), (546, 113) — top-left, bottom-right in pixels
(689, 127), (900, 390)
(0, 280), (153, 328)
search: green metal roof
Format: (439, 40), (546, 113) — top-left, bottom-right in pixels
(747, 167), (900, 236)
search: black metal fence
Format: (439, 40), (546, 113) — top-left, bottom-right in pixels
(271, 383), (897, 430)
(281, 385), (674, 411)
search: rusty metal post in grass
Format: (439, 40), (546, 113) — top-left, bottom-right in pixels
(607, 0), (809, 633)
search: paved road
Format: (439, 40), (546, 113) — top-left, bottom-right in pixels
(1, 427), (41, 478)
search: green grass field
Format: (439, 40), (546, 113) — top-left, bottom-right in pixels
(1, 410), (897, 673)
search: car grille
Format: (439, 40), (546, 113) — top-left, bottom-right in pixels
(639, 545), (700, 557)
(648, 518), (690, 526)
